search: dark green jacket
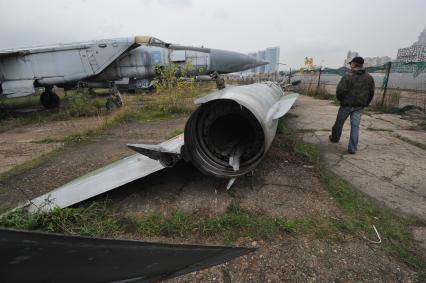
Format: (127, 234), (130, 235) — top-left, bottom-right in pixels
(336, 68), (375, 107)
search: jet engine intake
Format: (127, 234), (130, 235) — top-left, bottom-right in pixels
(183, 99), (265, 178)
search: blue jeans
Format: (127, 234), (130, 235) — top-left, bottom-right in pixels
(331, 106), (363, 152)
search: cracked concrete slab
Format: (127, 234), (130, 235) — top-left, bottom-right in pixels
(288, 95), (426, 220)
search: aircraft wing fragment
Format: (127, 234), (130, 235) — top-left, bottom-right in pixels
(0, 228), (254, 282)
(25, 135), (184, 213)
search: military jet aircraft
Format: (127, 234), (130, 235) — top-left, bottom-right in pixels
(0, 36), (267, 108)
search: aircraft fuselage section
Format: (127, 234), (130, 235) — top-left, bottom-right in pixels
(95, 45), (212, 82)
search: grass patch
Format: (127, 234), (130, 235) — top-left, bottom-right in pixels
(0, 113), (68, 133)
(0, 201), (295, 242)
(132, 202), (294, 242)
(295, 128), (329, 133)
(320, 171), (426, 277)
(0, 91), (107, 132)
(0, 201), (121, 237)
(296, 83), (334, 100)
(369, 90), (401, 113)
(63, 92), (105, 117)
(277, 120), (320, 164)
(293, 142), (320, 164)
(395, 134), (426, 150)
(31, 138), (62, 144)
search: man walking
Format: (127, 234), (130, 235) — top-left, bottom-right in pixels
(329, 56), (375, 154)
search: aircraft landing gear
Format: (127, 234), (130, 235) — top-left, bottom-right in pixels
(106, 83), (123, 112)
(40, 88), (60, 109)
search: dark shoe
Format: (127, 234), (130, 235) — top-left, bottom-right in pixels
(329, 135), (338, 143)
(348, 149), (356, 154)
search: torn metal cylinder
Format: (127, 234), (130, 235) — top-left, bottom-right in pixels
(183, 82), (298, 178)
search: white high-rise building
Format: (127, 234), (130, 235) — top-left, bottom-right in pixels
(344, 50), (391, 67)
(344, 51), (359, 66)
(265, 47), (280, 73)
(247, 46), (280, 74)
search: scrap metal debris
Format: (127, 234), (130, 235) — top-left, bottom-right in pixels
(0, 228), (254, 282)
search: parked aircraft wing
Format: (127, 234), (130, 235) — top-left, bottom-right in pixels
(0, 50), (24, 57)
(25, 135), (184, 213)
(0, 228), (254, 283)
(0, 37), (142, 92)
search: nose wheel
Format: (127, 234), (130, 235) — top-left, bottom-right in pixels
(40, 89), (60, 108)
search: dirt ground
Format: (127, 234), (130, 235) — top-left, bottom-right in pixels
(0, 116), (105, 174)
(0, 117), (188, 211)
(0, 100), (423, 282)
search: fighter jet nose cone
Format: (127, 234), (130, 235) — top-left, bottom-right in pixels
(210, 49), (269, 73)
(255, 59), (269, 68)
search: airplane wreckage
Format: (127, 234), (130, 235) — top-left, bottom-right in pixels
(24, 81), (299, 213)
(0, 35), (267, 109)
(0, 228), (254, 282)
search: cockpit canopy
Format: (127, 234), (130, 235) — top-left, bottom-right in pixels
(135, 36), (167, 46)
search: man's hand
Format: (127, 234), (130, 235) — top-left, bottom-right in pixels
(336, 74), (350, 101)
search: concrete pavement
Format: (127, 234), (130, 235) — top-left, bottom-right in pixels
(288, 95), (426, 220)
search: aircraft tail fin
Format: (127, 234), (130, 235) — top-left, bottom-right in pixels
(127, 135), (184, 167)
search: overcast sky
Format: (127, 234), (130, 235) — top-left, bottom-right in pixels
(0, 0), (425, 68)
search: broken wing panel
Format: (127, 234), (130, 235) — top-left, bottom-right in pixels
(127, 134), (183, 167)
(26, 135), (184, 212)
(0, 228), (254, 282)
(266, 92), (299, 120)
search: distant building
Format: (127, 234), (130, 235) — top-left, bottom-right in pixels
(257, 50), (266, 73)
(247, 46), (280, 74)
(344, 50), (391, 67)
(265, 47), (280, 73)
(344, 51), (359, 66)
(397, 27), (426, 63)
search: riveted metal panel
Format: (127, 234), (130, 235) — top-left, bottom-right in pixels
(1, 80), (35, 97)
(170, 50), (186, 62)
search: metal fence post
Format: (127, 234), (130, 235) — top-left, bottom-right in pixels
(381, 62), (392, 106)
(288, 67), (292, 84)
(316, 67), (322, 94)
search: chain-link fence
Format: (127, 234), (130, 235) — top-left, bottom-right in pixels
(291, 61), (426, 110)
